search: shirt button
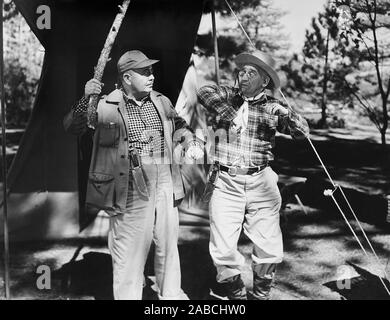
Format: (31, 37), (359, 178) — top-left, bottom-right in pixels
(120, 173), (124, 176)
(124, 138), (128, 141)
(121, 155), (125, 159)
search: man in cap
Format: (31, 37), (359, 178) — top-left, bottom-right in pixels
(64, 50), (204, 300)
(197, 50), (309, 300)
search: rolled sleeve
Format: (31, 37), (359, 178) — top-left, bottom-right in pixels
(197, 85), (238, 121)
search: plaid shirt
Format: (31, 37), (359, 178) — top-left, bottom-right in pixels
(122, 92), (166, 156)
(197, 85), (309, 167)
(72, 93), (165, 156)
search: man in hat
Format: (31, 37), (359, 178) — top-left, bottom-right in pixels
(197, 50), (309, 300)
(64, 50), (204, 300)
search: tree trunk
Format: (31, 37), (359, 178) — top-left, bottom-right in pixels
(381, 130), (386, 146)
(380, 102), (388, 148)
(382, 105), (388, 143)
(319, 29), (330, 128)
(380, 128), (389, 167)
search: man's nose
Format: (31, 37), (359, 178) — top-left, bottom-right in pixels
(240, 72), (250, 80)
(240, 76), (250, 84)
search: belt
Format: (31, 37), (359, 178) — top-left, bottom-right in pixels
(219, 164), (268, 176)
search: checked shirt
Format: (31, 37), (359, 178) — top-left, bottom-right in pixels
(72, 92), (165, 156)
(197, 85), (309, 167)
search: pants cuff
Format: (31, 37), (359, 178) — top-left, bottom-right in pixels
(217, 268), (242, 283)
(158, 289), (189, 300)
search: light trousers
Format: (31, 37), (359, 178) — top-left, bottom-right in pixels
(209, 166), (283, 282)
(108, 157), (186, 300)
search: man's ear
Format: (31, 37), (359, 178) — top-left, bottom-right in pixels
(122, 73), (131, 86)
(263, 75), (270, 88)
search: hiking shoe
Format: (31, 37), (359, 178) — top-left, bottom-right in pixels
(210, 275), (247, 300)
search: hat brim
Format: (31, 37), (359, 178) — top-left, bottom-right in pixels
(131, 59), (159, 69)
(235, 54), (280, 90)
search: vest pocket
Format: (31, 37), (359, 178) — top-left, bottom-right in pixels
(86, 172), (115, 209)
(98, 122), (119, 147)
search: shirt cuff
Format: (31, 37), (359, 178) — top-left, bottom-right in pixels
(73, 96), (89, 113)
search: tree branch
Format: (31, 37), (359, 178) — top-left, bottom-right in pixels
(386, 76), (390, 102)
(344, 78), (382, 131)
(364, 0), (375, 24)
(364, 0), (386, 100)
(353, 91), (382, 132)
(87, 0), (132, 128)
(358, 34), (376, 62)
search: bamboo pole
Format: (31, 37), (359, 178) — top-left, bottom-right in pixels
(0, 0), (10, 300)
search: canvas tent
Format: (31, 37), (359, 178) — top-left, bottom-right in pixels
(0, 0), (205, 240)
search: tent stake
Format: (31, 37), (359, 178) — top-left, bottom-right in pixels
(0, 0), (11, 300)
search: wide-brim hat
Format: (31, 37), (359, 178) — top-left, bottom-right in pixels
(117, 50), (159, 73)
(235, 50), (280, 90)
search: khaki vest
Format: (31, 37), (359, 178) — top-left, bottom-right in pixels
(86, 89), (186, 212)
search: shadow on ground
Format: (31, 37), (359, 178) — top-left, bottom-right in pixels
(323, 262), (390, 300)
(2, 131), (389, 300)
(52, 249), (113, 300)
(48, 238), (215, 300)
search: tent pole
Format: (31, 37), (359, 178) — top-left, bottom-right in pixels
(0, 0), (10, 300)
(211, 0), (220, 85)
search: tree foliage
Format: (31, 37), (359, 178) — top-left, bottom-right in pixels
(3, 0), (18, 21)
(283, 3), (344, 127)
(195, 0), (290, 83)
(335, 0), (390, 145)
(283, 0), (390, 142)
(3, 3), (44, 128)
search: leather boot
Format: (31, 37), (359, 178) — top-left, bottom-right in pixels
(252, 263), (277, 300)
(210, 274), (247, 300)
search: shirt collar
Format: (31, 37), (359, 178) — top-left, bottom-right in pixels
(243, 92), (267, 103)
(121, 88), (150, 106)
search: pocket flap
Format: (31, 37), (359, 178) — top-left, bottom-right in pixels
(89, 172), (115, 183)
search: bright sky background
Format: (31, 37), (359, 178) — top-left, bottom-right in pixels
(274, 0), (328, 52)
(198, 0), (328, 53)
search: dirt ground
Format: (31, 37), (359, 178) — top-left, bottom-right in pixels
(1, 202), (389, 300)
(1, 125), (390, 300)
